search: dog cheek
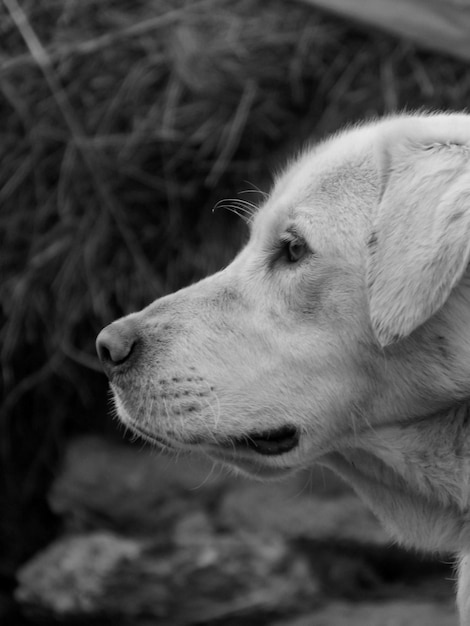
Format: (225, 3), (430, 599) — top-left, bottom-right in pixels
(284, 270), (325, 317)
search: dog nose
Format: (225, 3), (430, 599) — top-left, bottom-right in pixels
(96, 318), (138, 377)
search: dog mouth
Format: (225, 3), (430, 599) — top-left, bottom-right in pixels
(225, 425), (299, 456)
(127, 419), (299, 458)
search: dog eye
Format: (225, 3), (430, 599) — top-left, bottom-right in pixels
(284, 239), (308, 263)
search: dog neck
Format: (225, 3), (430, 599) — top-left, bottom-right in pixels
(323, 401), (470, 552)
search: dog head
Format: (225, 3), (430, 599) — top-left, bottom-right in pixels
(97, 113), (470, 549)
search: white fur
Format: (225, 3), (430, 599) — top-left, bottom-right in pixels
(102, 112), (470, 624)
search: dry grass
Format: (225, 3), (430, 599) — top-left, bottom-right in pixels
(1, 0), (470, 567)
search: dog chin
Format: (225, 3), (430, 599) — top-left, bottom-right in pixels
(202, 447), (298, 480)
(121, 420), (299, 480)
(118, 416), (300, 480)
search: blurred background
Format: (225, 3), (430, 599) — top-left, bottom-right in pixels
(1, 0), (469, 624)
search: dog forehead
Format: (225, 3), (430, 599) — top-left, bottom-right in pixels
(252, 129), (379, 255)
(277, 124), (379, 211)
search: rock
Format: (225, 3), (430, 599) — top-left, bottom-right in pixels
(49, 436), (232, 534)
(15, 532), (143, 617)
(218, 481), (389, 545)
(49, 436), (359, 540)
(272, 599), (457, 626)
(15, 526), (318, 622)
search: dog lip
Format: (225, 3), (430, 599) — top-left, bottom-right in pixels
(127, 423), (179, 449)
(126, 422), (206, 449)
(227, 425), (299, 456)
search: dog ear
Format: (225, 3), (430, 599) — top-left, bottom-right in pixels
(367, 117), (470, 347)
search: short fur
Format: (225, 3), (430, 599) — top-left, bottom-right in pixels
(97, 113), (470, 624)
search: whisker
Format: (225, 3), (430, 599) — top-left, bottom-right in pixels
(190, 461), (217, 490)
(214, 200), (253, 215)
(232, 198), (259, 212)
(212, 197), (258, 225)
(201, 379), (221, 432)
(200, 398), (222, 446)
(239, 182), (269, 199)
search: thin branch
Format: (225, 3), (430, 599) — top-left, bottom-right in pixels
(3, 0), (158, 284)
(1, 0), (222, 72)
(206, 80), (257, 186)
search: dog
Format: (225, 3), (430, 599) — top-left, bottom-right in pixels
(96, 112), (470, 624)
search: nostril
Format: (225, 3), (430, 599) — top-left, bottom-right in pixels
(96, 323), (137, 370)
(96, 340), (111, 364)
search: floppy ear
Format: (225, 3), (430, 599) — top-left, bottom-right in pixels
(367, 117), (470, 347)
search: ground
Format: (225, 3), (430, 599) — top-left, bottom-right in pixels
(12, 436), (458, 625)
